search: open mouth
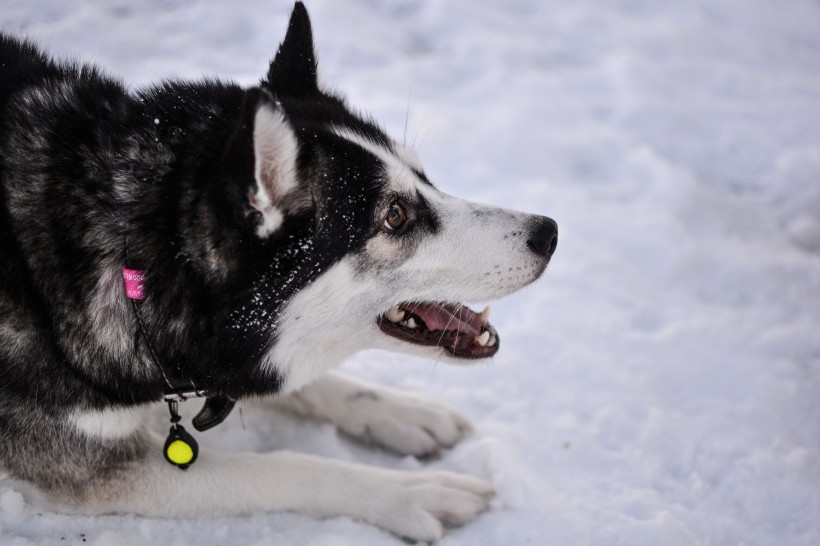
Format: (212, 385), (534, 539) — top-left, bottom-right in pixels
(377, 302), (499, 359)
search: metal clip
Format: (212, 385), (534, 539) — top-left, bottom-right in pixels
(163, 390), (207, 403)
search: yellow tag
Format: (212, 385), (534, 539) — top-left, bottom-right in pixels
(166, 439), (195, 465)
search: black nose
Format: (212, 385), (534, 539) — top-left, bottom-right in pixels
(526, 217), (558, 259)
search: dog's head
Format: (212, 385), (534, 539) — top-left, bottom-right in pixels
(224, 3), (557, 391)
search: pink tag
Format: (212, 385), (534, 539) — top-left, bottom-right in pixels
(122, 267), (146, 300)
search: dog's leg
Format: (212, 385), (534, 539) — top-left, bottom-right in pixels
(272, 372), (475, 457)
(69, 432), (492, 542)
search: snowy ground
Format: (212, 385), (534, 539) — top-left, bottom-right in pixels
(2, 0), (820, 544)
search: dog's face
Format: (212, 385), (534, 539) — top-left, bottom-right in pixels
(229, 5), (556, 391)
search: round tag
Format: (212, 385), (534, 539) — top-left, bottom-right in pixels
(163, 424), (199, 469)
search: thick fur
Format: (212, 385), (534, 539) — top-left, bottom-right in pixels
(0, 3), (556, 541)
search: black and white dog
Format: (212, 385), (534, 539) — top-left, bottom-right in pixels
(0, 3), (556, 541)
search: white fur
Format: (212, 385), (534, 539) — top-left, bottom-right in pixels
(68, 433), (493, 543)
(403, 187), (545, 302)
(333, 127), (419, 193)
(256, 205), (284, 237)
(252, 103), (299, 237)
(265, 259), (366, 391)
(274, 372), (473, 455)
(62, 379), (492, 542)
(262, 256), (454, 392)
(69, 406), (148, 440)
(87, 264), (145, 372)
(61, 377), (491, 542)
(393, 142), (425, 172)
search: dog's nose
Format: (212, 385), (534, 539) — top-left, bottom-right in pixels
(526, 216), (558, 259)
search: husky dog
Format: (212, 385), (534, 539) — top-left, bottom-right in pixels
(0, 2), (557, 541)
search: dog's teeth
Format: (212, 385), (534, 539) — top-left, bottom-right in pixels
(475, 331), (490, 346)
(386, 308), (405, 323)
(406, 317), (418, 329)
(480, 306), (491, 323)
(487, 334), (496, 347)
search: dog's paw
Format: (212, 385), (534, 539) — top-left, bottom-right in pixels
(337, 389), (474, 457)
(370, 470), (495, 542)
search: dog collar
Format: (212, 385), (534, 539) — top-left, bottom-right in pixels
(160, 392), (236, 470)
(121, 263), (236, 469)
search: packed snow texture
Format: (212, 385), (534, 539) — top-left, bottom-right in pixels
(2, 0), (819, 544)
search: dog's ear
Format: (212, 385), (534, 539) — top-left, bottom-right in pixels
(265, 2), (319, 97)
(225, 87), (306, 239)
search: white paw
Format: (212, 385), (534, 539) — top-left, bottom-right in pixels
(336, 389), (474, 456)
(370, 470), (495, 542)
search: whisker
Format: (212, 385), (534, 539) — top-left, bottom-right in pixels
(453, 303), (465, 354)
(403, 85), (413, 147)
(436, 303), (460, 349)
(411, 123), (422, 152)
(415, 127), (431, 154)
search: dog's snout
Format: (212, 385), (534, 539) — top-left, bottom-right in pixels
(526, 217), (558, 259)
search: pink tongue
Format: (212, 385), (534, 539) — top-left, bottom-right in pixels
(408, 304), (482, 336)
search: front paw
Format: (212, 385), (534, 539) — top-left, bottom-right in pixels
(371, 470), (495, 542)
(338, 390), (474, 457)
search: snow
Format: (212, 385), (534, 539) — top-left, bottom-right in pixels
(2, 0), (820, 544)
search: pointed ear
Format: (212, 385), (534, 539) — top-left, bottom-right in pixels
(265, 2), (319, 97)
(225, 87), (306, 238)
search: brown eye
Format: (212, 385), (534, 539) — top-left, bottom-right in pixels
(384, 201), (407, 232)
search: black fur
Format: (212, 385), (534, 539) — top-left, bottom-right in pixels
(0, 3), (422, 497)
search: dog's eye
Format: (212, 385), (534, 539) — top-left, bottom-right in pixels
(384, 201), (407, 232)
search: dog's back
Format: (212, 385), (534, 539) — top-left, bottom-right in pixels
(0, 34), (60, 111)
